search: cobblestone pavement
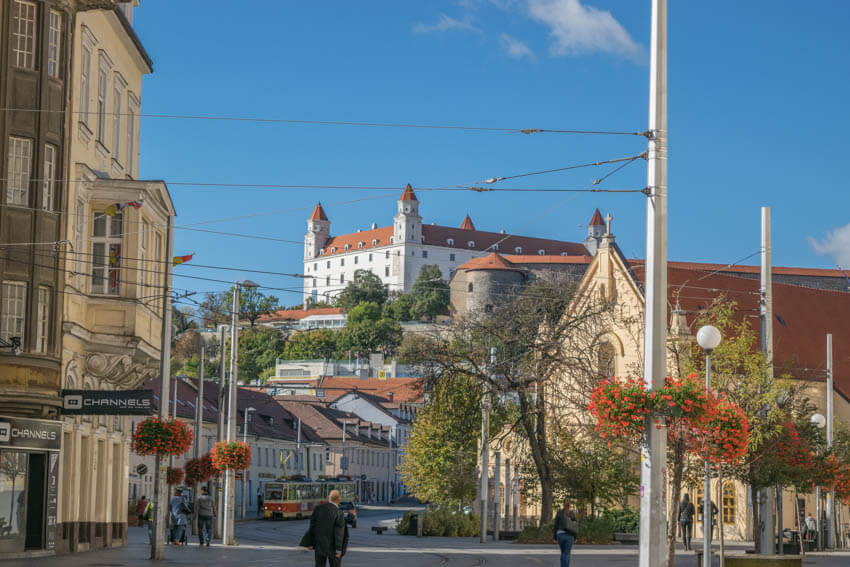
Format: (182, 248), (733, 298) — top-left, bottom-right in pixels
(2, 506), (848, 566)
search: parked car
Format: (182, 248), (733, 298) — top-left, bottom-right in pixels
(339, 501), (357, 528)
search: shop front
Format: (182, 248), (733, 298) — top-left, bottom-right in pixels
(0, 416), (61, 556)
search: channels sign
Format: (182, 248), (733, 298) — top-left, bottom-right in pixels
(0, 415), (61, 451)
(61, 389), (154, 415)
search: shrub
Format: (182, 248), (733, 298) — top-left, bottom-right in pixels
(395, 507), (480, 537)
(577, 516), (614, 544)
(602, 508), (639, 534)
(517, 521), (555, 544)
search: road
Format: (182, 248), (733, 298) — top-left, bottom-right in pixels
(2, 506), (849, 566)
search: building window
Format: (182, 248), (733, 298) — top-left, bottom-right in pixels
(340, 274), (345, 284)
(153, 232), (162, 307)
(42, 144), (56, 211)
(11, 1), (36, 70)
(598, 342), (616, 379)
(340, 258), (344, 266)
(1, 281), (27, 345)
(138, 221), (148, 292)
(7, 137), (32, 206)
(385, 251), (390, 259)
(450, 253), (455, 262)
(722, 482), (736, 525)
(313, 263), (317, 270)
(47, 10), (63, 78)
(126, 102), (136, 174)
(326, 261), (331, 269)
(384, 266), (389, 277)
(447, 238), (454, 246)
(91, 212), (123, 295)
(97, 56), (110, 144)
(422, 250), (428, 258)
(326, 276), (330, 286)
(80, 45), (92, 124)
(538, 249), (545, 255)
(467, 282), (473, 293)
(467, 241), (475, 248)
(354, 256), (358, 265)
(514, 247), (522, 254)
(112, 78), (124, 161)
(74, 199), (87, 287)
(36, 286), (50, 353)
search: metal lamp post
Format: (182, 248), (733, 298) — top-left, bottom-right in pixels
(241, 407), (256, 520)
(222, 279), (258, 545)
(811, 413), (826, 550)
(697, 325), (722, 567)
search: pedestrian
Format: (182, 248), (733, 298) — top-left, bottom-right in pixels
(804, 513), (817, 543)
(136, 496), (148, 528)
(552, 498), (578, 567)
(257, 491), (264, 518)
(196, 486), (215, 547)
(300, 488), (345, 567)
(143, 500), (155, 544)
(678, 493), (695, 550)
(170, 488), (191, 546)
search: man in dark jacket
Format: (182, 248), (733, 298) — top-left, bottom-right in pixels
(678, 493), (695, 550)
(305, 489), (346, 567)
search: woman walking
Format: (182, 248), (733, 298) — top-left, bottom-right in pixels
(553, 499), (578, 567)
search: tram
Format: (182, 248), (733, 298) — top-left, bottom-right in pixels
(262, 477), (356, 520)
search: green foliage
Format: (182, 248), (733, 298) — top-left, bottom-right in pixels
(339, 316), (403, 356)
(555, 437), (638, 514)
(346, 301), (382, 324)
(396, 508), (479, 537)
(335, 270), (388, 310)
(197, 289), (281, 328)
(517, 521), (555, 543)
(238, 326), (286, 382)
(602, 508), (639, 533)
(280, 329), (340, 360)
(577, 516), (614, 544)
(384, 292), (414, 321)
(408, 265), (450, 320)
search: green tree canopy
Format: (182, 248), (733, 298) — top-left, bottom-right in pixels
(237, 326), (286, 382)
(335, 270), (388, 310)
(346, 301), (382, 324)
(409, 265), (450, 321)
(339, 316), (403, 356)
(281, 329), (340, 361)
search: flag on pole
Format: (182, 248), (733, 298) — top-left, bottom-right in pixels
(172, 253), (194, 266)
(105, 199), (143, 217)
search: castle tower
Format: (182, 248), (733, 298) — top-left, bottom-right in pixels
(584, 208), (605, 255)
(305, 202), (330, 259)
(393, 184), (422, 244)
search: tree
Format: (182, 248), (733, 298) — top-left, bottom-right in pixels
(173, 329), (202, 364)
(281, 329), (340, 361)
(172, 306), (197, 335)
(335, 270), (387, 310)
(237, 326), (286, 382)
(197, 292), (229, 328)
(408, 265), (450, 321)
(339, 317), (403, 356)
(225, 287), (280, 327)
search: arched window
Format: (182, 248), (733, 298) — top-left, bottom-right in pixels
(722, 482), (736, 525)
(538, 249), (545, 255)
(467, 241), (475, 248)
(447, 238), (454, 246)
(514, 247), (522, 254)
(467, 282), (473, 293)
(598, 342), (616, 379)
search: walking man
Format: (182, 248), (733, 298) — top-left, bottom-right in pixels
(302, 489), (345, 567)
(679, 493), (695, 550)
(553, 498), (578, 567)
(169, 488), (191, 545)
(196, 486), (215, 547)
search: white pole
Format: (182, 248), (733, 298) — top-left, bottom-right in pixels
(223, 284), (240, 545)
(241, 410), (249, 520)
(760, 206), (776, 554)
(480, 347), (494, 543)
(640, 2), (668, 566)
(215, 325), (226, 539)
(704, 351), (713, 567)
(826, 333), (834, 548)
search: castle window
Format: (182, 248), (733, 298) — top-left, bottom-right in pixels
(560, 252), (568, 257)
(385, 266), (389, 277)
(385, 251), (389, 259)
(354, 256), (359, 264)
(372, 239), (378, 246)
(492, 244), (499, 251)
(368, 253), (373, 261)
(538, 249), (545, 255)
(330, 247), (336, 253)
(450, 254), (455, 262)
(467, 282), (473, 293)
(422, 250), (428, 258)
(390, 237), (394, 243)
(467, 241), (475, 248)
(319, 249), (325, 256)
(314, 263), (317, 270)
(326, 277), (330, 286)
(358, 242), (364, 248)
(447, 238), (454, 246)
(344, 244), (350, 251)
(326, 261), (330, 268)
(340, 274), (344, 284)
(312, 279), (316, 288)
(514, 247), (522, 254)
(340, 258), (344, 266)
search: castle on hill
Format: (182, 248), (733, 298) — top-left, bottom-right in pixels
(302, 185), (603, 303)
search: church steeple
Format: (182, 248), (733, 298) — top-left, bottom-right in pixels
(460, 214), (476, 231)
(584, 208), (605, 255)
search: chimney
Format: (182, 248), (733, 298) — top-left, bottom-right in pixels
(371, 222), (377, 229)
(388, 392), (394, 402)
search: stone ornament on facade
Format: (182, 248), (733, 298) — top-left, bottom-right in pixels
(66, 352), (158, 390)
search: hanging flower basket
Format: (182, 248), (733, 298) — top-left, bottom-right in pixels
(589, 377), (654, 440)
(132, 417), (194, 456)
(211, 441), (252, 471)
(184, 455), (216, 485)
(695, 397), (750, 464)
(658, 374), (714, 427)
(167, 467), (185, 486)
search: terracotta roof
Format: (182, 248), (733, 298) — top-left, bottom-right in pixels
(504, 255), (593, 265)
(309, 202), (328, 221)
(259, 307), (345, 322)
(658, 261), (849, 279)
(628, 264), (850, 400)
(400, 184), (418, 202)
(319, 226), (393, 257)
(457, 252), (521, 272)
(277, 401), (389, 446)
(316, 377), (424, 404)
(460, 215), (476, 231)
(422, 224), (587, 256)
(589, 208), (604, 226)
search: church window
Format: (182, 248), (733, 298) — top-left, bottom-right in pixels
(722, 482), (736, 524)
(598, 342), (615, 379)
(514, 247), (522, 254)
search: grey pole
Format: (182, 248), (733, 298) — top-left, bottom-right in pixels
(704, 350), (713, 567)
(223, 284), (241, 545)
(387, 427), (393, 503)
(480, 347), (495, 543)
(494, 451), (501, 542)
(193, 348), (204, 535)
(826, 333), (834, 548)
(215, 325), (226, 539)
(151, 213), (174, 560)
(512, 463), (519, 531)
(760, 206), (776, 554)
(241, 408), (251, 520)
(504, 458), (511, 532)
(640, 2), (668, 566)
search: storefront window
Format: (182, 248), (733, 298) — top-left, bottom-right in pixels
(0, 451), (27, 553)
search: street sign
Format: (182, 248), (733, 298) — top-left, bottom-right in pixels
(341, 456), (349, 471)
(0, 415), (61, 451)
(136, 464), (148, 476)
(61, 389), (154, 415)
(360, 474), (366, 481)
(378, 370), (386, 380)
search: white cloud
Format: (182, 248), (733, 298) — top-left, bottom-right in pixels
(525, 0), (643, 60)
(810, 223), (850, 267)
(412, 13), (482, 35)
(499, 33), (535, 60)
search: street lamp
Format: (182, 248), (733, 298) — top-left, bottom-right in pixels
(222, 279), (259, 545)
(241, 407), (256, 520)
(811, 412), (826, 550)
(697, 325), (721, 567)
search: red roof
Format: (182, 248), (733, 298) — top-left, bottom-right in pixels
(458, 252), (521, 272)
(460, 215), (476, 231)
(309, 203), (328, 221)
(589, 208), (604, 226)
(629, 263), (850, 400)
(400, 183), (418, 202)
(422, 224), (587, 256)
(316, 376), (424, 404)
(320, 226), (393, 257)
(505, 255), (593, 265)
(259, 307), (344, 322)
(657, 260), (848, 279)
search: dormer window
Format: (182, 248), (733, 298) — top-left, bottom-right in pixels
(447, 238), (454, 246)
(538, 249), (545, 255)
(372, 239), (378, 246)
(358, 242), (364, 248)
(390, 237), (394, 243)
(344, 244), (350, 251)
(493, 244), (499, 251)
(467, 241), (475, 248)
(319, 248), (325, 255)
(330, 247), (337, 253)
(514, 247), (522, 254)
(561, 252), (569, 257)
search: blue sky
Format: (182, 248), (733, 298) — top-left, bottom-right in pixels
(133, 1), (850, 304)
